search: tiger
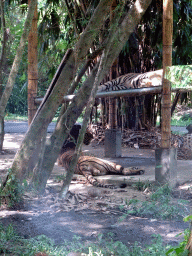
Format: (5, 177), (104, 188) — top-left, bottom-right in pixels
(58, 149), (145, 188)
(60, 124), (93, 155)
(97, 69), (163, 92)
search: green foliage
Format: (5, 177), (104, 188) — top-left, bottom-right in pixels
(2, 0), (192, 118)
(0, 223), (21, 255)
(173, 0), (192, 65)
(4, 113), (28, 121)
(171, 115), (192, 127)
(0, 169), (25, 208)
(0, 225), (167, 256)
(171, 104), (192, 126)
(0, 222), (191, 256)
(0, 2), (29, 115)
(123, 184), (189, 220)
(6, 75), (28, 115)
(132, 179), (153, 191)
(167, 65), (192, 89)
(54, 173), (66, 182)
(184, 215), (192, 222)
(166, 229), (190, 256)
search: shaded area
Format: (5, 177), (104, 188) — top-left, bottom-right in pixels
(0, 204), (188, 247)
(1, 131), (191, 251)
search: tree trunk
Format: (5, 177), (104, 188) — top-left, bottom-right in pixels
(28, 1), (38, 125)
(59, 51), (106, 197)
(6, 0), (114, 184)
(171, 92), (180, 116)
(0, 0), (37, 134)
(2, 0), (152, 196)
(31, 6), (127, 190)
(186, 228), (192, 256)
(0, 0), (8, 151)
(161, 0), (173, 148)
(30, 0), (153, 193)
(32, 62), (101, 192)
(0, 117), (4, 151)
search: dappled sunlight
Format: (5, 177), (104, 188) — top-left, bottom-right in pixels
(0, 157), (13, 170)
(3, 134), (24, 151)
(117, 218), (186, 244)
(58, 217), (104, 232)
(0, 209), (36, 219)
(82, 143), (155, 159)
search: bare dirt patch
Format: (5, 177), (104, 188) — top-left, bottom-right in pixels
(0, 133), (191, 249)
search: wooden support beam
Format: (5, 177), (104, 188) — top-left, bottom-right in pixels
(28, 1), (38, 125)
(161, 0), (173, 148)
(108, 0), (118, 130)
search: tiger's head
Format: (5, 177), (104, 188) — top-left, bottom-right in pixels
(83, 128), (94, 145)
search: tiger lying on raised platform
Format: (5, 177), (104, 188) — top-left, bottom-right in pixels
(97, 69), (163, 92)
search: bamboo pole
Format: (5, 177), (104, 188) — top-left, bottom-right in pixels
(28, 1), (38, 125)
(34, 87), (192, 105)
(108, 0), (118, 130)
(161, 0), (173, 148)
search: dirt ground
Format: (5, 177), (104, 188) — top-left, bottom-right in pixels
(0, 133), (192, 250)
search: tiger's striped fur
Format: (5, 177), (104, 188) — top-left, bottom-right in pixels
(98, 69), (163, 92)
(58, 149), (145, 188)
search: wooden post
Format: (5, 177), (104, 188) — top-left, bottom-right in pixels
(161, 0), (173, 148)
(108, 97), (117, 129)
(155, 0), (177, 188)
(108, 61), (118, 130)
(108, 0), (118, 130)
(105, 0), (121, 157)
(28, 1), (38, 125)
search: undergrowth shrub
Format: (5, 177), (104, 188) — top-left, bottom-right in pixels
(0, 222), (190, 256)
(0, 169), (27, 208)
(122, 184), (189, 220)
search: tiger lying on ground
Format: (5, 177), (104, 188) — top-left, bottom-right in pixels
(58, 150), (145, 188)
(58, 124), (145, 188)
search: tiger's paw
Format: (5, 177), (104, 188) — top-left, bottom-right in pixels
(122, 167), (145, 176)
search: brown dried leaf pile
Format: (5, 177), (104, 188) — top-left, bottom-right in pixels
(89, 124), (192, 160)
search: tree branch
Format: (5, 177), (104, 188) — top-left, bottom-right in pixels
(60, 51), (106, 198)
(9, 0), (114, 183)
(0, 0), (37, 119)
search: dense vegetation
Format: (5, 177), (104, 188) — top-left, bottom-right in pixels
(0, 224), (189, 255)
(0, 0), (192, 117)
(0, 1), (192, 254)
(0, 184), (191, 256)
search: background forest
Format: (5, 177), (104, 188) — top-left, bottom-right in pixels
(0, 0), (191, 118)
(0, 2), (192, 255)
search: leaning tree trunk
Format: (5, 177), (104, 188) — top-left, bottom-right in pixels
(2, 0), (152, 197)
(31, 62), (101, 192)
(0, 0), (8, 151)
(0, 0), (37, 152)
(59, 51), (107, 198)
(30, 0), (153, 193)
(186, 228), (192, 256)
(5, 0), (114, 184)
